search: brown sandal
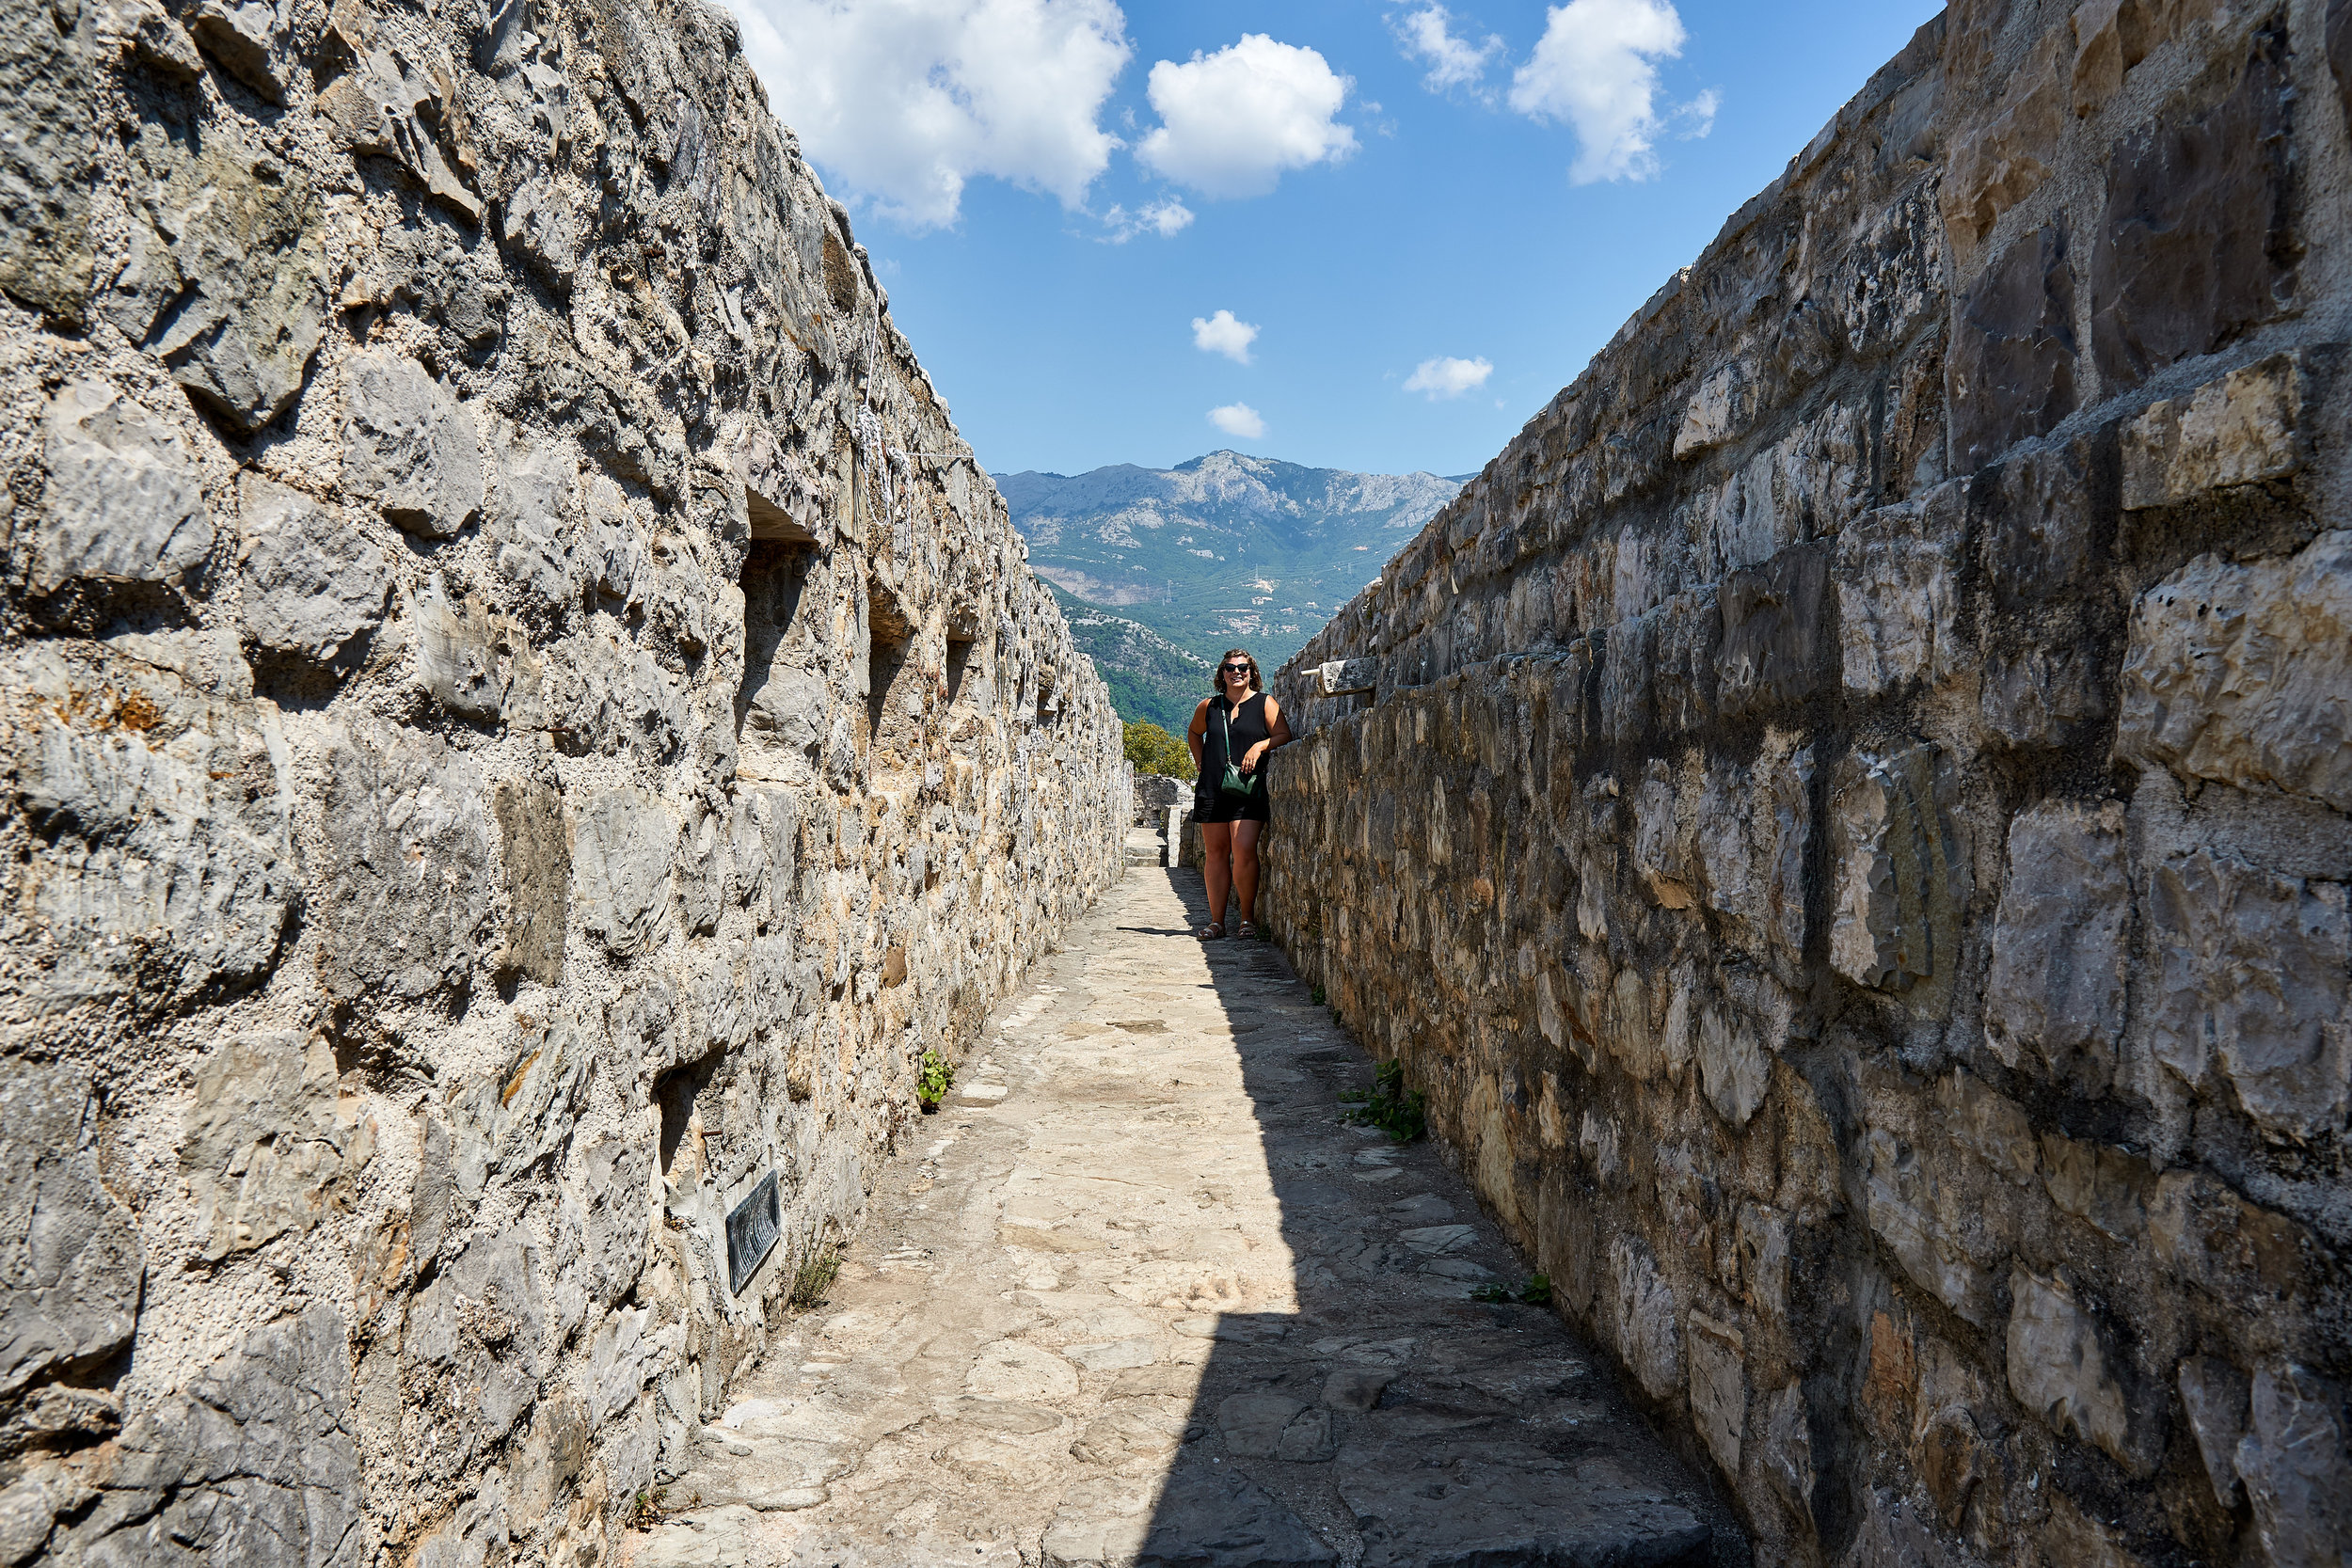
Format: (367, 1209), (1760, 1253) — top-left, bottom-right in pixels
(1195, 922), (1225, 941)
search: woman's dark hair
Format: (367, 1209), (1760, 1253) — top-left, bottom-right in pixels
(1212, 648), (1262, 693)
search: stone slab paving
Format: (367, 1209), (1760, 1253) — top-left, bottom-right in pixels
(628, 869), (1740, 1568)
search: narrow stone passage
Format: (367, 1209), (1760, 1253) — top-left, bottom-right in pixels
(629, 869), (1738, 1568)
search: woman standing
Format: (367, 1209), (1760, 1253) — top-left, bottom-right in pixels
(1187, 649), (1292, 941)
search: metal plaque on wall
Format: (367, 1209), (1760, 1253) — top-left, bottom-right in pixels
(725, 1170), (782, 1295)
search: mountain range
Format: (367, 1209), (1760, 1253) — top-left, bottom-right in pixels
(997, 451), (1469, 732)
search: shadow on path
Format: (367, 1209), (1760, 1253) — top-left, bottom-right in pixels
(1122, 865), (1745, 1568)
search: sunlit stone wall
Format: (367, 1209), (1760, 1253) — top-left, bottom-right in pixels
(0, 0), (1126, 1560)
(1266, 4), (2352, 1564)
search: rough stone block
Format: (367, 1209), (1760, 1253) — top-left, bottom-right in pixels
(1979, 438), (2104, 611)
(1986, 801), (2130, 1084)
(2006, 1266), (2134, 1470)
(91, 1306), (372, 1566)
(1839, 494), (1961, 696)
(236, 474), (389, 660)
(0, 1065), (144, 1398)
(1685, 1313), (1745, 1477)
(1697, 743), (1812, 982)
(2235, 1362), (2352, 1568)
(1829, 744), (1970, 997)
(409, 575), (540, 723)
(2142, 847), (2349, 1140)
(2122, 352), (2309, 510)
(342, 349), (485, 538)
(492, 778), (568, 984)
(1948, 223), (2077, 471)
(2117, 532), (2352, 813)
(1318, 657), (1378, 698)
(0, 0), (95, 323)
(314, 724), (492, 1002)
(181, 1033), (371, 1259)
(1718, 544), (1829, 720)
(1943, 37), (2065, 249)
(2334, 0), (2352, 136)
(1863, 1126), (1995, 1326)
(2090, 36), (2295, 389)
(34, 380), (213, 594)
(135, 122), (329, 432)
(2175, 1355), (2248, 1511)
(16, 681), (294, 1002)
(1607, 1238), (1680, 1400)
(1979, 642), (2108, 751)
(187, 0), (290, 101)
(572, 786), (676, 959)
(2073, 0), (2201, 115)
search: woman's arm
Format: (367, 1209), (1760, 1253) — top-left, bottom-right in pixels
(1187, 699), (1211, 772)
(1239, 697), (1293, 772)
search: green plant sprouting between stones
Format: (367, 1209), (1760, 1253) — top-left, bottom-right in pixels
(917, 1048), (953, 1109)
(1339, 1059), (1426, 1143)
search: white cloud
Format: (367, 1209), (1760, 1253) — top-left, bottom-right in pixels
(1208, 403), (1267, 439)
(1191, 309), (1260, 363)
(1102, 198), (1195, 241)
(733, 0), (1131, 229)
(1403, 356), (1493, 398)
(1670, 86), (1720, 139)
(1138, 35), (1357, 198)
(1392, 5), (1502, 96)
(1507, 0), (1699, 184)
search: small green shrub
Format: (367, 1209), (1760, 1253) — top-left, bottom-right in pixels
(1310, 985), (1327, 1005)
(1122, 720), (1192, 777)
(1471, 1275), (1553, 1307)
(629, 1487), (669, 1528)
(1340, 1060), (1425, 1143)
(916, 1049), (953, 1109)
(790, 1243), (842, 1310)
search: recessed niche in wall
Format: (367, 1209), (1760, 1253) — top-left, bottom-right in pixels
(738, 542), (819, 783)
(866, 589), (920, 776)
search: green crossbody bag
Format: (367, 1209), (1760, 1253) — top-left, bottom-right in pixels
(1215, 698), (1258, 799)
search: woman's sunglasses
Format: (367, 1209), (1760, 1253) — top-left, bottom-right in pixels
(1219, 662), (1252, 674)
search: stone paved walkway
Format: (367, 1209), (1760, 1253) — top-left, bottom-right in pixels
(628, 868), (1738, 1567)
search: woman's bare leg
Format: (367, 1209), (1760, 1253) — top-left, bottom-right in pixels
(1232, 820), (1263, 926)
(1200, 820), (1233, 929)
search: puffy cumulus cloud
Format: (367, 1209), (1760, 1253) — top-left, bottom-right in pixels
(1191, 309), (1260, 363)
(1393, 4), (1503, 96)
(1102, 198), (1195, 242)
(1507, 0), (1704, 184)
(1208, 403), (1267, 439)
(1403, 356), (1493, 398)
(1138, 36), (1357, 198)
(735, 0), (1131, 229)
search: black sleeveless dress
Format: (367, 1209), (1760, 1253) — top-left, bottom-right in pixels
(1194, 692), (1274, 824)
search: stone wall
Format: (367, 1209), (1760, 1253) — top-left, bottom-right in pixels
(1264, 3), (2352, 1564)
(0, 0), (1127, 1561)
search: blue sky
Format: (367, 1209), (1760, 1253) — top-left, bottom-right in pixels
(729, 0), (1946, 480)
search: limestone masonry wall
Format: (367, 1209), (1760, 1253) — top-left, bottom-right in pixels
(1267, 3), (2352, 1564)
(0, 0), (1126, 1560)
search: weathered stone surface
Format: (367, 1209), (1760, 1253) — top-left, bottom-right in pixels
(180, 1032), (372, 1259)
(2122, 353), (2310, 510)
(2006, 1267), (2134, 1471)
(571, 787), (675, 960)
(1949, 224), (2076, 471)
(0, 0), (94, 323)
(1717, 544), (1829, 719)
(313, 725), (492, 1002)
(109, 119), (329, 433)
(2118, 533), (2352, 814)
(2143, 848), (2349, 1140)
(340, 350), (484, 538)
(186, 0), (290, 102)
(0, 1066), (143, 1398)
(1829, 745), (1969, 997)
(1341, 1442), (1707, 1568)
(1986, 802), (2130, 1083)
(2333, 0), (2352, 134)
(2090, 35), (2296, 389)
(492, 778), (568, 985)
(1838, 494), (1960, 696)
(235, 474), (389, 659)
(1317, 657), (1378, 697)
(33, 381), (213, 594)
(1257, 5), (2352, 1565)
(85, 1307), (371, 1567)
(2235, 1362), (2352, 1568)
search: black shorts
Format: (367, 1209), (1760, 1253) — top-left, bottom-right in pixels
(1193, 785), (1271, 825)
